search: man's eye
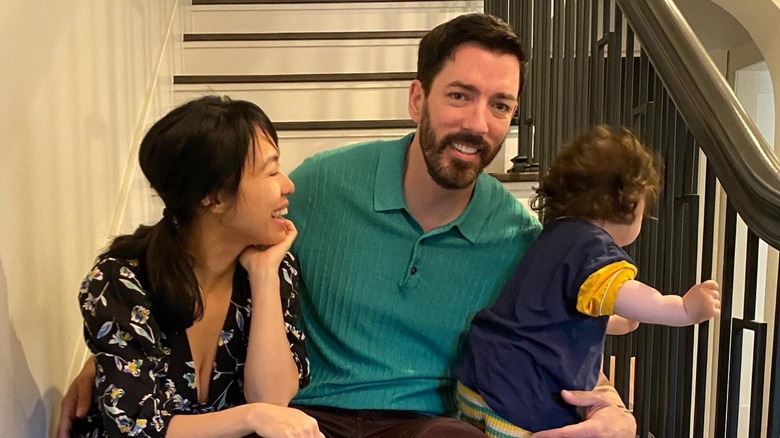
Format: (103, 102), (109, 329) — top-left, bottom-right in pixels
(450, 92), (465, 100)
(494, 103), (511, 113)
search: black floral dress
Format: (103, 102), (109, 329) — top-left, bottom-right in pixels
(72, 253), (308, 437)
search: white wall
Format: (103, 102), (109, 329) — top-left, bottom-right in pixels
(0, 1), (182, 435)
(712, 0), (780, 150)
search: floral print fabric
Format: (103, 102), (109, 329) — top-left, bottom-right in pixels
(73, 254), (308, 437)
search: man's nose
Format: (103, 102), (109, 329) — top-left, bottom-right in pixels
(461, 103), (489, 136)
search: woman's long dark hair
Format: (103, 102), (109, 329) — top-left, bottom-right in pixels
(103, 95), (278, 332)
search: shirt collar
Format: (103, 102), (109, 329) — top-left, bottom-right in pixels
(450, 174), (491, 243)
(374, 132), (414, 212)
(373, 132), (494, 243)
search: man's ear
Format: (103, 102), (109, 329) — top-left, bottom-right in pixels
(408, 79), (425, 124)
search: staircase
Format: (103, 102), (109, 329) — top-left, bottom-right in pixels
(174, 0), (523, 175)
(483, 1), (780, 437)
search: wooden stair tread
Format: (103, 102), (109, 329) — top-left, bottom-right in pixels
(174, 72), (417, 84)
(275, 119), (417, 131)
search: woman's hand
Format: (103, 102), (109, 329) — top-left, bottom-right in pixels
(239, 219), (297, 275)
(167, 402), (324, 438)
(251, 404), (325, 438)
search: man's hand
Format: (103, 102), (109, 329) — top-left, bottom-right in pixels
(57, 358), (96, 438)
(533, 382), (635, 437)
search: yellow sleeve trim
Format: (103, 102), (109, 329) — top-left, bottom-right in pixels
(576, 261), (637, 316)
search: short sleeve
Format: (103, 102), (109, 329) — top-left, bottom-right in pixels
(576, 260), (637, 316)
(278, 252), (310, 387)
(544, 221), (636, 318)
(79, 258), (179, 437)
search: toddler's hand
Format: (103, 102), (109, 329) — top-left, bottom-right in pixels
(682, 280), (721, 324)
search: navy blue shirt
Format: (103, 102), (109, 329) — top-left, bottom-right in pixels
(454, 218), (635, 431)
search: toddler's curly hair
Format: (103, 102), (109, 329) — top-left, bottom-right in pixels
(531, 125), (661, 225)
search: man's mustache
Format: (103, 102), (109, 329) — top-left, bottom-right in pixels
(440, 132), (490, 159)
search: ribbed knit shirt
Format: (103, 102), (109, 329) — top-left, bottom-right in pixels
(287, 133), (541, 416)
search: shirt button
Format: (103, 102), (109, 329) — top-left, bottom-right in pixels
(410, 266), (417, 275)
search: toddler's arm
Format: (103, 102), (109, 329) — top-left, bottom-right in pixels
(613, 280), (720, 327)
(606, 316), (639, 335)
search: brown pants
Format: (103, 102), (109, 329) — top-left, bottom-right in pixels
(293, 405), (487, 438)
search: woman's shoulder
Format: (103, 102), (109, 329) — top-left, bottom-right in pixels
(79, 256), (150, 310)
(83, 257), (144, 288)
(92, 256), (141, 272)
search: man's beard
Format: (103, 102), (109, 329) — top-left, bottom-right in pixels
(418, 106), (502, 190)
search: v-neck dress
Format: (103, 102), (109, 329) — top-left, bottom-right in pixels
(72, 254), (308, 437)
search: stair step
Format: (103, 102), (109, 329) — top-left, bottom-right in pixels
(174, 78), (412, 122)
(182, 38), (419, 75)
(193, 0), (476, 4)
(188, 1), (482, 34)
(184, 31), (427, 42)
(277, 126), (416, 172)
(491, 172), (539, 183)
(276, 119), (416, 131)
(174, 72), (416, 84)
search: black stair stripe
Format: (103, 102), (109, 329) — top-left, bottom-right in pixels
(174, 72), (417, 84)
(490, 172), (539, 183)
(275, 120), (417, 131)
(194, 0), (456, 4)
(184, 30), (427, 42)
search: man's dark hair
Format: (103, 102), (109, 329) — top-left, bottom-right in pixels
(416, 13), (527, 96)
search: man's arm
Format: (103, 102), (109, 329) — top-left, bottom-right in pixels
(56, 358), (95, 438)
(533, 373), (635, 437)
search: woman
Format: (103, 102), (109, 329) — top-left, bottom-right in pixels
(72, 95), (323, 437)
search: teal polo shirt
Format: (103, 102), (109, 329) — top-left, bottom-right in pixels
(287, 133), (541, 416)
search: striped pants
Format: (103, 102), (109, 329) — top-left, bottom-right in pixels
(455, 381), (532, 438)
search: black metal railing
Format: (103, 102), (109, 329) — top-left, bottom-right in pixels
(485, 1), (780, 437)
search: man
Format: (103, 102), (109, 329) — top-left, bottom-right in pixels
(59, 13), (635, 438)
(273, 13), (634, 438)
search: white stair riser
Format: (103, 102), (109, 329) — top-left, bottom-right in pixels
(278, 127), (518, 175)
(183, 40), (419, 75)
(190, 2), (483, 33)
(279, 129), (412, 173)
(174, 82), (411, 122)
